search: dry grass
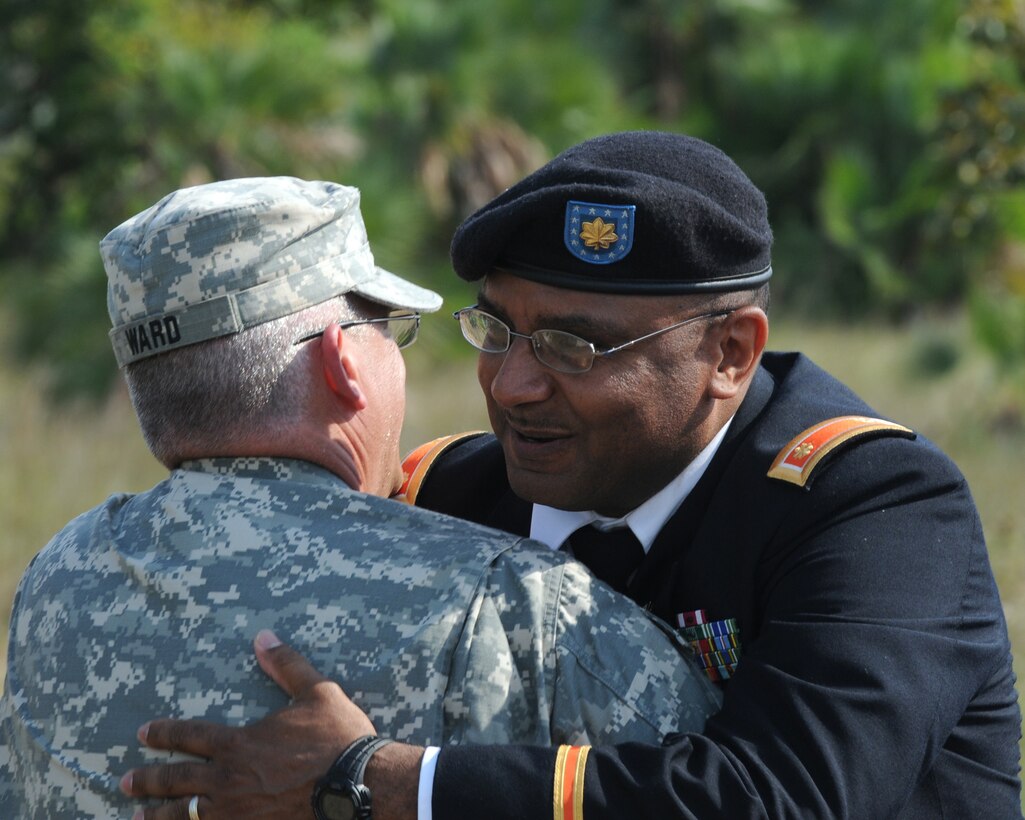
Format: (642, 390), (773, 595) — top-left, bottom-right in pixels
(1, 312), (1022, 789)
(0, 369), (167, 650)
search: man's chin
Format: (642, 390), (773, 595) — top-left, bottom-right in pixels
(505, 465), (592, 512)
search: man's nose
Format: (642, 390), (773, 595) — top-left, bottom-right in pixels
(485, 336), (555, 407)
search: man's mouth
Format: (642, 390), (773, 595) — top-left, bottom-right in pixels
(513, 429), (562, 444)
(501, 419), (574, 462)
(505, 417), (570, 443)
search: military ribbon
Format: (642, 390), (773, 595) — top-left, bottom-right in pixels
(676, 609), (742, 682)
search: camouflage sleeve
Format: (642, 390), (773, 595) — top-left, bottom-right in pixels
(441, 544), (720, 748)
(548, 562), (722, 746)
(440, 545), (562, 746)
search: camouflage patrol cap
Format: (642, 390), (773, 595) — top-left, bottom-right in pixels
(450, 130), (773, 294)
(103, 177), (442, 366)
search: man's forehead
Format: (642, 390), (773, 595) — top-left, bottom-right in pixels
(480, 273), (611, 325)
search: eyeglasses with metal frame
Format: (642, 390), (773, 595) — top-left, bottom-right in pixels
(453, 305), (733, 374)
(293, 313), (421, 349)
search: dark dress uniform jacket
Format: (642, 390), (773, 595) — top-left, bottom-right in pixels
(414, 352), (1022, 819)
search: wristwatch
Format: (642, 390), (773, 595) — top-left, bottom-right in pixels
(311, 735), (394, 820)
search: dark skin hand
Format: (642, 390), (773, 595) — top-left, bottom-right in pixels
(120, 630), (423, 820)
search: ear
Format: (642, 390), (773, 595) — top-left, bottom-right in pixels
(320, 325), (369, 412)
(708, 307), (769, 400)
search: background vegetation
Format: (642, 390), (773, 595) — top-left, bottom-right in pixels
(2, 0), (1024, 398)
(1, 0), (1022, 795)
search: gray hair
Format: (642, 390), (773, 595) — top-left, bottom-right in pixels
(125, 295), (363, 466)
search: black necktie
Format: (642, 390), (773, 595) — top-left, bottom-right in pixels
(567, 524), (645, 594)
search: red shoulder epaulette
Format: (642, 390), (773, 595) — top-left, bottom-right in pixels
(767, 415), (914, 487)
(396, 431), (488, 504)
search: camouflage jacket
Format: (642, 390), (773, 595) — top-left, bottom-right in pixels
(0, 457), (719, 818)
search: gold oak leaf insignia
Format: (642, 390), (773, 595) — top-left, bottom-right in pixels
(580, 217), (618, 250)
(792, 442), (815, 459)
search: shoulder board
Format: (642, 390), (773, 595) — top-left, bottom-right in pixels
(396, 431), (489, 504)
(767, 415), (914, 487)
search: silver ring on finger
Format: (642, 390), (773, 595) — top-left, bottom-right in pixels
(188, 795), (201, 820)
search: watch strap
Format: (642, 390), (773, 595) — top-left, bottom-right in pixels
(339, 735), (393, 788)
(313, 735), (394, 820)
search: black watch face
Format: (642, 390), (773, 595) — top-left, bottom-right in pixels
(318, 790), (357, 820)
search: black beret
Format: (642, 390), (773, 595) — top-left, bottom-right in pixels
(450, 131), (773, 294)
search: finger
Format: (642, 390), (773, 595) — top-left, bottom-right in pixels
(121, 759), (215, 799)
(138, 717), (231, 759)
(135, 795), (211, 820)
(253, 630), (329, 697)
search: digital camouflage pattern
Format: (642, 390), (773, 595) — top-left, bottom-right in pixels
(102, 177), (442, 367)
(0, 457), (720, 818)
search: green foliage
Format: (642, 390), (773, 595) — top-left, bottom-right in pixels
(0, 0), (358, 396)
(947, 0), (1025, 379)
(686, 0), (989, 316)
(1, 0), (1024, 400)
(971, 287), (1025, 368)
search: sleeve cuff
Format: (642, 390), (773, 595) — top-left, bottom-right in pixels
(418, 745), (441, 820)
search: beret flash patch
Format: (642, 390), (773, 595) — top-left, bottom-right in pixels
(564, 200), (635, 265)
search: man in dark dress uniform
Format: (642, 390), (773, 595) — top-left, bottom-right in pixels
(123, 132), (1021, 819)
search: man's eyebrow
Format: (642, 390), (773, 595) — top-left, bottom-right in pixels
(475, 293), (505, 317)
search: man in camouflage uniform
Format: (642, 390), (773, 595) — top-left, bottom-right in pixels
(0, 177), (720, 818)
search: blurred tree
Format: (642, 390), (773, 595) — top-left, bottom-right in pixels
(945, 0), (1025, 397)
(631, 0), (999, 318)
(1, 0), (141, 396)
(0, 0), (359, 396)
(1, 0), (1023, 398)
(339, 0), (637, 281)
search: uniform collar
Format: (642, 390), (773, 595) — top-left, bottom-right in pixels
(177, 456), (343, 488)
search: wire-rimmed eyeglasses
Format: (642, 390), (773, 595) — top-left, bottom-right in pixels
(293, 313), (421, 349)
(453, 306), (732, 374)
